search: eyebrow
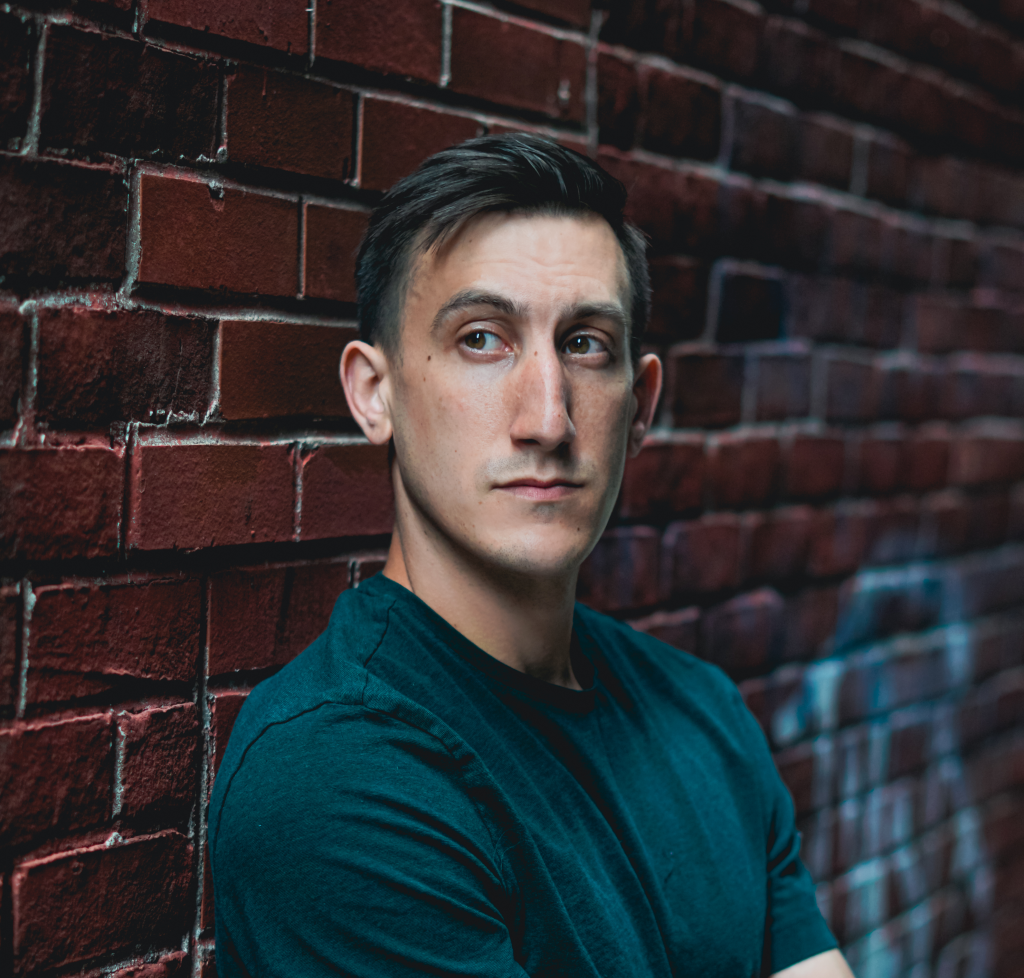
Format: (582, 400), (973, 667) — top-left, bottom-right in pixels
(429, 289), (628, 335)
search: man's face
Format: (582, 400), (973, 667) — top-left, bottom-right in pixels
(379, 211), (657, 580)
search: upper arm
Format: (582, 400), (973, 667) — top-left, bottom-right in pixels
(212, 705), (527, 978)
(772, 949), (855, 978)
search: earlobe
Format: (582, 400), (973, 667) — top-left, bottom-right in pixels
(627, 353), (663, 458)
(340, 340), (394, 446)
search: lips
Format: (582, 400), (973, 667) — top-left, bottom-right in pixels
(496, 478), (582, 501)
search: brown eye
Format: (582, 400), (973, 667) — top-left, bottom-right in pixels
(565, 335), (593, 355)
(465, 331), (487, 350)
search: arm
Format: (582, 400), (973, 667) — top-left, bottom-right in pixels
(773, 948), (855, 978)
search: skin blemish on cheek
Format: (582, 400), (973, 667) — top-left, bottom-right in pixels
(427, 356), (431, 361)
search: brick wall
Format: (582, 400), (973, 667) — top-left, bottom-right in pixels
(1, 1), (1022, 975)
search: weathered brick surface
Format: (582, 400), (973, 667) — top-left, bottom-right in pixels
(5, 1), (1024, 971)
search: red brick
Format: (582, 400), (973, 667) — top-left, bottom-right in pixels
(641, 65), (722, 161)
(26, 578), (201, 705)
(824, 353), (881, 423)
(597, 50), (641, 152)
(0, 12), (35, 150)
(730, 94), (797, 180)
(617, 434), (704, 520)
(715, 270), (785, 343)
(919, 489), (971, 557)
(912, 292), (966, 354)
(514, 0), (590, 26)
(128, 442), (295, 551)
(808, 502), (870, 577)
(668, 349), (744, 428)
(116, 703), (198, 822)
(225, 67), (354, 181)
(784, 433), (846, 500)
(137, 173), (298, 297)
(858, 285), (904, 349)
(866, 134), (911, 206)
(865, 495), (920, 565)
(699, 587), (784, 679)
(12, 831), (193, 975)
(0, 157), (127, 287)
(963, 303), (1017, 353)
(761, 193), (830, 270)
(878, 358), (941, 423)
(943, 356), (1016, 419)
(762, 16), (837, 105)
(790, 275), (857, 344)
(647, 256), (708, 343)
(0, 446), (123, 561)
(740, 665), (804, 745)
(783, 585), (839, 661)
(208, 560), (349, 675)
(798, 114), (854, 190)
(685, 0), (763, 80)
(36, 306), (213, 427)
(748, 505), (815, 581)
(950, 430), (1024, 486)
(315, 0), (440, 82)
(209, 688), (248, 777)
(627, 606), (700, 652)
(662, 513), (743, 598)
(578, 526), (661, 612)
(756, 349), (811, 421)
(303, 204), (368, 301)
(219, 320), (353, 420)
(707, 431), (780, 509)
(111, 952), (190, 978)
(831, 208), (885, 276)
(450, 8), (585, 121)
(0, 306), (24, 429)
(773, 740), (817, 815)
(0, 585), (16, 709)
(0, 715), (112, 846)
(40, 27), (218, 163)
(147, 0), (307, 54)
(299, 443), (393, 540)
(855, 433), (906, 495)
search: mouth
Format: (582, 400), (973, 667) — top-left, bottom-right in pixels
(495, 478), (583, 501)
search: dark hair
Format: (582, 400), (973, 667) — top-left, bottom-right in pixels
(355, 133), (650, 361)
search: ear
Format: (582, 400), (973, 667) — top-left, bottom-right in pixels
(340, 340), (394, 445)
(627, 353), (662, 458)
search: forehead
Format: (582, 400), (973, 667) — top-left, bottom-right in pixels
(412, 211), (629, 309)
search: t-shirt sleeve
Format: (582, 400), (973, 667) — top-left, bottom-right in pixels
(211, 703), (528, 978)
(728, 684), (838, 974)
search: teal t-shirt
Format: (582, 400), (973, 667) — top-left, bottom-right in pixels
(210, 574), (836, 977)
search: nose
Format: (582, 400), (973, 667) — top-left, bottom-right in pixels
(508, 346), (576, 452)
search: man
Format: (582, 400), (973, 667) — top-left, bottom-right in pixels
(210, 134), (851, 978)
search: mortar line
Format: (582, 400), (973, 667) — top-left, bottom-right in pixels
(440, 2), (452, 88)
(21, 17), (46, 157)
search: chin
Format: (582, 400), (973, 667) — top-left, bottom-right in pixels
(482, 528), (598, 580)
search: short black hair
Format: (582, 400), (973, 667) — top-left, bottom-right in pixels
(355, 133), (650, 361)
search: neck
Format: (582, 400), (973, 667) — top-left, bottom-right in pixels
(382, 484), (582, 691)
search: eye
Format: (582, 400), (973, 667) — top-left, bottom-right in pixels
(462, 330), (504, 352)
(563, 334), (607, 356)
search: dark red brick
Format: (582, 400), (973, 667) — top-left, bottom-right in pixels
(128, 442), (295, 551)
(315, 0), (440, 82)
(943, 356), (1016, 419)
(40, 27), (218, 163)
(699, 587), (784, 678)
(0, 584), (16, 709)
(685, 0), (763, 80)
(715, 270), (785, 343)
(950, 429), (1024, 486)
(662, 513), (743, 598)
(668, 349), (744, 428)
(299, 443), (394, 540)
(225, 67), (354, 181)
(26, 578), (201, 705)
(360, 99), (481, 193)
(137, 173), (298, 297)
(641, 65), (722, 162)
(859, 285), (904, 349)
(0, 157), (127, 287)
(36, 306), (213, 428)
(303, 204), (367, 302)
(578, 527), (661, 612)
(785, 433), (846, 500)
(739, 665), (805, 743)
(866, 134), (911, 206)
(0, 714), (112, 846)
(12, 831), (193, 975)
(219, 320), (353, 420)
(789, 276), (855, 345)
(855, 433), (905, 495)
(748, 506), (815, 581)
(209, 688), (248, 777)
(730, 94), (797, 180)
(617, 434), (705, 520)
(597, 50), (640, 151)
(798, 114), (853, 190)
(773, 740), (817, 815)
(808, 502), (871, 577)
(878, 357), (941, 422)
(647, 256), (708, 343)
(831, 207), (885, 276)
(208, 560), (349, 675)
(706, 431), (780, 509)
(0, 446), (123, 561)
(756, 349), (812, 421)
(0, 12), (34, 151)
(762, 16), (837, 105)
(627, 606), (700, 652)
(919, 489), (971, 557)
(783, 585), (839, 661)
(912, 292), (965, 354)
(0, 306), (24, 429)
(117, 703), (198, 822)
(761, 193), (830, 270)
(147, 0), (307, 54)
(865, 495), (920, 565)
(824, 353), (881, 423)
(450, 8), (585, 121)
